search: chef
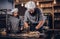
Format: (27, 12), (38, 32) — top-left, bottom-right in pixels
(7, 8), (21, 34)
(24, 1), (46, 32)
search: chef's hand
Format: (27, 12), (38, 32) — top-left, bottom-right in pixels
(24, 22), (29, 29)
(24, 26), (29, 29)
(35, 26), (40, 30)
(35, 20), (44, 30)
(20, 27), (23, 30)
(19, 27), (23, 30)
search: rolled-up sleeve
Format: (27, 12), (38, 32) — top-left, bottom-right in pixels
(39, 9), (46, 22)
(7, 17), (11, 30)
(7, 18), (11, 27)
(24, 10), (28, 22)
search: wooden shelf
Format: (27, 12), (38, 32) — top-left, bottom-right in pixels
(42, 8), (52, 13)
(54, 11), (60, 13)
(54, 29), (60, 31)
(54, 6), (60, 13)
(38, 0), (60, 30)
(54, 4), (60, 7)
(40, 6), (52, 8)
(39, 0), (53, 3)
(54, 18), (60, 21)
(40, 3), (53, 8)
(45, 29), (60, 31)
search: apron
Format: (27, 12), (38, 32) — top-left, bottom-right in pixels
(27, 13), (43, 32)
(9, 16), (20, 34)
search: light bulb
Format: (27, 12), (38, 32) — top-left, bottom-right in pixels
(54, 0), (56, 4)
(21, 3), (24, 7)
(37, 1), (39, 5)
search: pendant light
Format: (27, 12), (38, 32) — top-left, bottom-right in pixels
(21, 3), (24, 7)
(54, 0), (56, 4)
(37, 1), (39, 5)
